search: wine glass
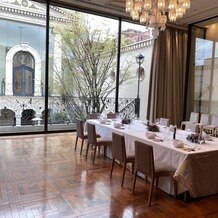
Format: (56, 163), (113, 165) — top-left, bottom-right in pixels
(198, 135), (205, 146)
(128, 119), (133, 129)
(186, 128), (191, 137)
(161, 126), (169, 141)
(154, 118), (159, 126)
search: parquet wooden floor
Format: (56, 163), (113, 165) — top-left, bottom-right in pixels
(0, 133), (218, 218)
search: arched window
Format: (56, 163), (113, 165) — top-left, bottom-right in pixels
(13, 51), (35, 96)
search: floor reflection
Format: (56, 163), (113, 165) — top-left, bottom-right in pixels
(0, 133), (217, 217)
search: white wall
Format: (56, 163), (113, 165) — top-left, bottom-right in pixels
(109, 39), (153, 121)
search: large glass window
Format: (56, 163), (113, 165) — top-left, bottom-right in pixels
(0, 0), (154, 134)
(48, 6), (119, 130)
(194, 38), (213, 113)
(194, 24), (218, 116)
(0, 0), (46, 133)
(210, 42), (218, 115)
(119, 21), (153, 120)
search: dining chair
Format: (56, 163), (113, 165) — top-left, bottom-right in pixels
(132, 141), (177, 206)
(88, 113), (100, 119)
(74, 119), (87, 155)
(197, 114), (210, 134)
(202, 115), (218, 136)
(185, 123), (199, 133)
(85, 123), (112, 164)
(180, 112), (199, 130)
(214, 128), (218, 137)
(199, 113), (210, 125)
(159, 118), (169, 127)
(107, 112), (116, 119)
(110, 133), (135, 187)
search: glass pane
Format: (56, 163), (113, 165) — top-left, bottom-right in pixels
(119, 21), (153, 120)
(210, 42), (218, 115)
(194, 38), (213, 113)
(48, 6), (119, 130)
(0, 0), (46, 133)
(25, 68), (34, 95)
(13, 69), (23, 96)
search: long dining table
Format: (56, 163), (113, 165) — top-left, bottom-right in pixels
(86, 119), (218, 198)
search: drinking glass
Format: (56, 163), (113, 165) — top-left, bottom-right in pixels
(126, 119), (133, 129)
(163, 127), (171, 141)
(115, 113), (121, 123)
(197, 136), (204, 149)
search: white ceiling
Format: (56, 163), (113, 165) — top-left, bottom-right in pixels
(178, 0), (218, 26)
(54, 0), (218, 27)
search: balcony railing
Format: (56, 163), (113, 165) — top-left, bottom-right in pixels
(0, 95), (136, 131)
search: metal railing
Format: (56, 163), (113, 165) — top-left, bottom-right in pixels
(0, 95), (136, 128)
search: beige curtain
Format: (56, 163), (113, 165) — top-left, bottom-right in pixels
(147, 27), (188, 126)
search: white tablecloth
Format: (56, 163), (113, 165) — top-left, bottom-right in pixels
(86, 119), (146, 158)
(86, 119), (218, 197)
(87, 119), (146, 151)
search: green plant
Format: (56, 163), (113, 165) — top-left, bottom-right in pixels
(50, 112), (69, 124)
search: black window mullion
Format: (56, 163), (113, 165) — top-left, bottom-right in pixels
(115, 17), (122, 113)
(44, 0), (50, 133)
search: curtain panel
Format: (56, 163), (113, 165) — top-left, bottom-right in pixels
(147, 27), (188, 126)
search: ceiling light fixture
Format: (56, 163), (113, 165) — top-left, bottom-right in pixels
(126, 0), (191, 38)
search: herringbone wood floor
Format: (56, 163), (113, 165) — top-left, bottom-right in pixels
(0, 132), (217, 218)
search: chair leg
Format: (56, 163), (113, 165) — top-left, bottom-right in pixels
(110, 158), (115, 178)
(184, 190), (188, 201)
(104, 146), (107, 157)
(148, 177), (155, 206)
(121, 163), (126, 187)
(80, 139), (84, 155)
(132, 170), (138, 194)
(74, 136), (78, 151)
(155, 177), (159, 188)
(174, 179), (178, 199)
(85, 143), (89, 159)
(93, 146), (97, 164)
(131, 162), (134, 174)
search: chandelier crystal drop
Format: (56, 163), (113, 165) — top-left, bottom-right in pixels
(126, 0), (190, 38)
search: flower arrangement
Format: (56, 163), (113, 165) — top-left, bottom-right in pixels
(147, 123), (159, 132)
(121, 118), (131, 124)
(121, 113), (131, 124)
(186, 133), (205, 144)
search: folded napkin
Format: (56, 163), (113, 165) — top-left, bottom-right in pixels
(145, 131), (156, 139)
(202, 131), (213, 141)
(141, 121), (147, 126)
(113, 122), (121, 129)
(173, 139), (184, 148)
(99, 116), (107, 124)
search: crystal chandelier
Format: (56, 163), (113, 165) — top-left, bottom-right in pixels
(126, 0), (191, 38)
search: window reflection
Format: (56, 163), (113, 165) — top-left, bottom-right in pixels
(13, 51), (35, 96)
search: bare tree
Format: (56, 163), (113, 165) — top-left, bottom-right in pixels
(51, 13), (133, 120)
